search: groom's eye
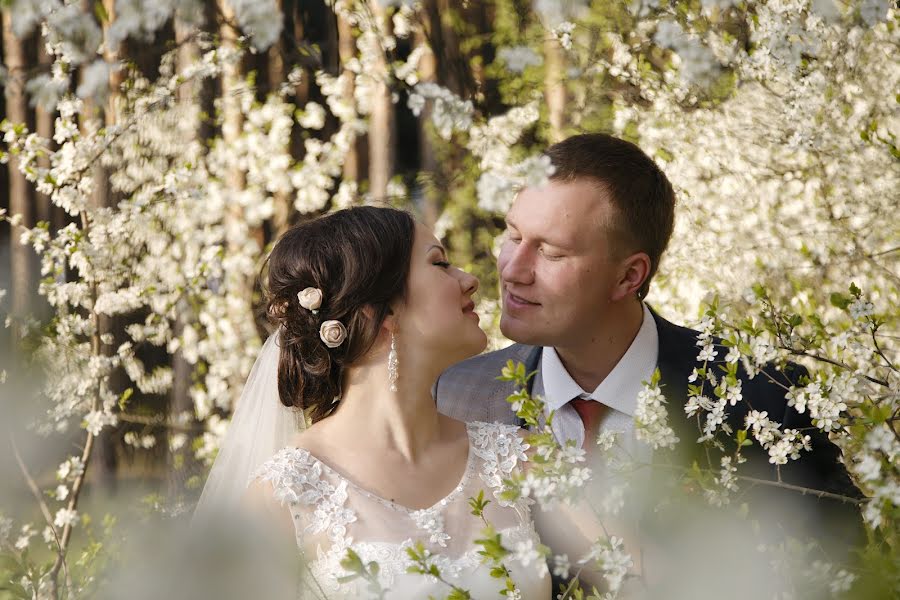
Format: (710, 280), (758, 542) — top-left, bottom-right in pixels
(539, 247), (563, 260)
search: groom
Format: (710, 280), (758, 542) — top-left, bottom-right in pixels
(435, 134), (860, 571)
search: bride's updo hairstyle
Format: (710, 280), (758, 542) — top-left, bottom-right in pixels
(263, 206), (415, 423)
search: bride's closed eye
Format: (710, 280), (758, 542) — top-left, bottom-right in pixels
(433, 260), (451, 269)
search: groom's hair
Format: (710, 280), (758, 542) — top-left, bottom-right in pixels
(546, 133), (675, 299)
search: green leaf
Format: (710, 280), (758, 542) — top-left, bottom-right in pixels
(468, 489), (489, 516)
(339, 548), (364, 574)
(118, 387), (133, 411)
(830, 293), (851, 309)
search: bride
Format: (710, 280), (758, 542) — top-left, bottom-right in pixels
(195, 206), (550, 599)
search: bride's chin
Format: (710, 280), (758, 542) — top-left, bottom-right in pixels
(437, 333), (487, 370)
(462, 330), (488, 359)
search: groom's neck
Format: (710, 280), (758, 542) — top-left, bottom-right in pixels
(553, 300), (644, 392)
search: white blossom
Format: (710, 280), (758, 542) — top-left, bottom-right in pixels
(228, 0), (283, 50)
(54, 485), (69, 501)
(14, 524), (35, 551)
(552, 553), (570, 579)
(498, 45), (543, 72)
(579, 536), (632, 593)
(848, 297), (875, 320)
(75, 59), (113, 103)
(53, 508), (78, 529)
(635, 377), (679, 449)
(297, 102), (326, 130)
(46, 4), (102, 65)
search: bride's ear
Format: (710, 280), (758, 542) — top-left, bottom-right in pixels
(363, 304), (396, 338)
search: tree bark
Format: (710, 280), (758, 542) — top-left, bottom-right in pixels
(167, 11), (209, 501)
(415, 29), (440, 226)
(78, 0), (121, 494)
(2, 11), (37, 346)
(544, 36), (568, 143)
(268, 0), (293, 237)
(35, 38), (59, 228)
(366, 0), (395, 201)
(337, 11), (365, 184)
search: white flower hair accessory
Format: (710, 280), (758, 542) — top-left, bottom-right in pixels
(297, 287), (323, 314)
(319, 320), (348, 348)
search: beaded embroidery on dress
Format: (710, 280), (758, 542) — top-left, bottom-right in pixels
(250, 421), (550, 599)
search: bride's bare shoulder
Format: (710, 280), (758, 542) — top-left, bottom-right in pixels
(284, 419), (331, 455)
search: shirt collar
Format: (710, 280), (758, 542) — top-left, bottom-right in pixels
(540, 303), (659, 417)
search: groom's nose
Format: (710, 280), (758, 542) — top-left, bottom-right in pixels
(499, 241), (535, 285)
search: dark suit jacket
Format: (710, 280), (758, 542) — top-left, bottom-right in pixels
(436, 308), (863, 579)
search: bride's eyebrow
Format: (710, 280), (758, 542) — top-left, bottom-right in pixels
(426, 244), (447, 257)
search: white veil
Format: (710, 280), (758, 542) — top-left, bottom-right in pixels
(193, 329), (305, 522)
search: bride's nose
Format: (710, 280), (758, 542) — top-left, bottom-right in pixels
(458, 269), (479, 296)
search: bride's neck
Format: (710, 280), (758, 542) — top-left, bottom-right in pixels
(329, 360), (442, 464)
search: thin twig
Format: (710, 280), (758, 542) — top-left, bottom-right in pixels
(870, 323), (897, 372)
(648, 462), (863, 506)
(118, 413), (204, 432)
(10, 434), (74, 599)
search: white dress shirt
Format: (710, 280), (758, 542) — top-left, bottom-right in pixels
(533, 303), (658, 455)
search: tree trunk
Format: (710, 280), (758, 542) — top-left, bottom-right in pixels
(78, 0), (120, 494)
(415, 30), (440, 226)
(544, 36), (568, 143)
(268, 0), (293, 237)
(35, 40), (59, 229)
(218, 0), (246, 193)
(337, 11), (365, 184)
(2, 11), (36, 346)
(366, 0), (395, 201)
(167, 13), (206, 501)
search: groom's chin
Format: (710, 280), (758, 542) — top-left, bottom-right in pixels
(499, 313), (542, 346)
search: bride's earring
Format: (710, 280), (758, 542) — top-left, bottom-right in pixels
(388, 332), (399, 392)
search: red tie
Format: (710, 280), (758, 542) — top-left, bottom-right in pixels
(570, 397), (608, 447)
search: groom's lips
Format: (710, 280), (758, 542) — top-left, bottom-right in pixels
(504, 290), (540, 311)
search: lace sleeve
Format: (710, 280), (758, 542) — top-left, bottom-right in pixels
(468, 421), (530, 507)
(249, 448), (357, 556)
(249, 448), (316, 504)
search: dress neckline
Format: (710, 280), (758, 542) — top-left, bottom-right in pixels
(292, 422), (475, 515)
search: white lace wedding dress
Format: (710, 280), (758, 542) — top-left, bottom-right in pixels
(250, 421), (550, 599)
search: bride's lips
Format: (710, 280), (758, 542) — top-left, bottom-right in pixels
(504, 290), (540, 311)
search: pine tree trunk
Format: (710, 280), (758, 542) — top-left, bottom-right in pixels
(35, 40), (58, 229)
(168, 12), (209, 501)
(415, 30), (440, 226)
(544, 36), (568, 143)
(366, 0), (395, 201)
(2, 11), (36, 346)
(338, 11), (365, 184)
(268, 0), (293, 237)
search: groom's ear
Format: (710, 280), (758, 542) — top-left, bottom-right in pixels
(612, 252), (651, 301)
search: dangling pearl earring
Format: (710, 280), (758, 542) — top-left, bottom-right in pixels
(388, 331), (399, 392)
